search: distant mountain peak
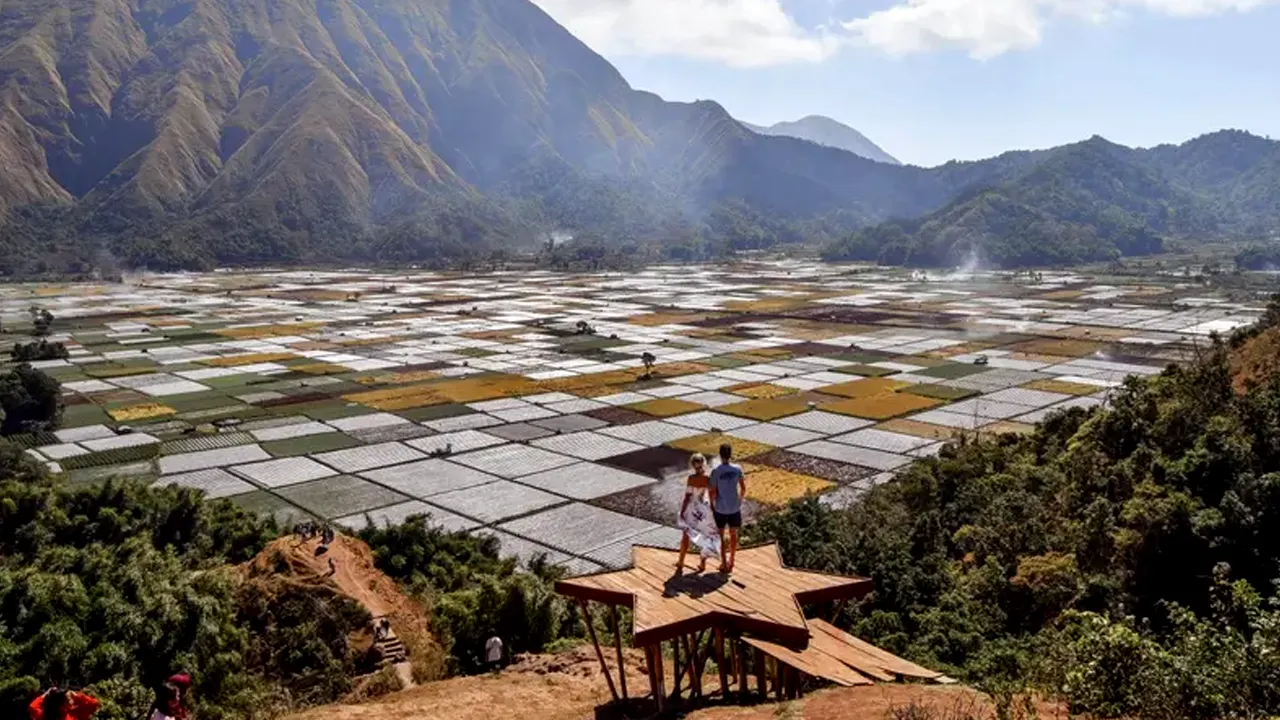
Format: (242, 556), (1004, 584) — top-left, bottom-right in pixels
(742, 115), (901, 165)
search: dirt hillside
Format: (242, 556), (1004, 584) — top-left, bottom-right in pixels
(241, 533), (446, 682)
(1230, 325), (1280, 393)
(284, 645), (1059, 720)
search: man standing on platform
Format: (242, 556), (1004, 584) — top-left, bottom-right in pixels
(709, 443), (746, 573)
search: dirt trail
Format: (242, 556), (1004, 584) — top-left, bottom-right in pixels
(285, 646), (1060, 720)
(242, 534), (445, 684)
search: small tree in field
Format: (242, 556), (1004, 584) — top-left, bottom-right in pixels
(0, 363), (62, 435)
(641, 352), (657, 380)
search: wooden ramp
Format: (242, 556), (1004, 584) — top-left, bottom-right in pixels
(742, 635), (872, 687)
(744, 620), (947, 688)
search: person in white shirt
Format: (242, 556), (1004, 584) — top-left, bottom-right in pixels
(485, 635), (504, 672)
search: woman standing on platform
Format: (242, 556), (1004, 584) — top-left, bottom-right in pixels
(675, 453), (720, 575)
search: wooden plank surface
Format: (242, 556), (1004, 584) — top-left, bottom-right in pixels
(557, 543), (872, 646)
(743, 635), (872, 688)
(809, 619), (943, 680)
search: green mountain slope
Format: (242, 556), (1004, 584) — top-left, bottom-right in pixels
(825, 135), (1270, 268)
(0, 0), (1276, 272)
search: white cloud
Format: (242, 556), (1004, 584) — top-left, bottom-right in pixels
(530, 0), (843, 68)
(844, 0), (1280, 59)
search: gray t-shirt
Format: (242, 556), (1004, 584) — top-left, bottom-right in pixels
(710, 462), (744, 515)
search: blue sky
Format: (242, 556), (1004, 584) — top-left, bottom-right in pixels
(531, 0), (1280, 167)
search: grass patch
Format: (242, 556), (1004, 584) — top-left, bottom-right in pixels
(831, 363), (900, 378)
(260, 432), (361, 457)
(913, 363), (993, 381)
(62, 403), (111, 427)
(399, 403), (475, 422)
(58, 444), (160, 471)
(876, 418), (961, 441)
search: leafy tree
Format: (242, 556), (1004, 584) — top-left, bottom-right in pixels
(0, 364), (62, 435)
(747, 311), (1280, 714)
(29, 308), (53, 336)
(11, 340), (69, 362)
(356, 517), (573, 674)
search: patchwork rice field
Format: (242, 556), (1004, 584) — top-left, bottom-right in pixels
(1, 262), (1264, 575)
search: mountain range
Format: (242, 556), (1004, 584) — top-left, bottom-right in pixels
(742, 116), (901, 165)
(0, 0), (1276, 273)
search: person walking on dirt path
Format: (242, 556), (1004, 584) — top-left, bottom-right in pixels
(29, 687), (100, 720)
(708, 444), (746, 573)
(485, 635), (504, 672)
(675, 453), (718, 575)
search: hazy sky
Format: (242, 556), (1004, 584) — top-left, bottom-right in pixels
(531, 0), (1280, 167)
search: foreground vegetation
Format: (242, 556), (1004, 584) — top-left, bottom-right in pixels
(749, 298), (1280, 718)
(0, 454), (577, 720)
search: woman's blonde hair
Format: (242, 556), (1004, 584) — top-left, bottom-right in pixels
(689, 453), (706, 470)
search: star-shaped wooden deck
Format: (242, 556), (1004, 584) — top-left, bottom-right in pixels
(556, 543), (872, 646)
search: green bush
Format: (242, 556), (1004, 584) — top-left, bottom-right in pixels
(357, 517), (575, 673)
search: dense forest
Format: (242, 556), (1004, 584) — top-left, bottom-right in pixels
(748, 296), (1280, 717)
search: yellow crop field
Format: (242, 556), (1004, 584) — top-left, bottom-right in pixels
(627, 398), (705, 418)
(668, 433), (774, 460)
(1023, 379), (1102, 396)
(216, 322), (323, 339)
(345, 374), (538, 410)
(820, 377), (909, 399)
(108, 403), (177, 422)
(354, 370), (440, 385)
(822, 392), (941, 420)
(741, 464), (834, 506)
(728, 383), (797, 400)
(204, 352), (297, 367)
(720, 397), (811, 421)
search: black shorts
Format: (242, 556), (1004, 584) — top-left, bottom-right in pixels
(714, 511), (742, 529)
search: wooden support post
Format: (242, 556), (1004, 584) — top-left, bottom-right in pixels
(714, 629), (729, 696)
(755, 647), (767, 698)
(654, 644), (666, 713)
(609, 605), (628, 701)
(577, 600), (619, 703)
(682, 634), (699, 698)
(788, 666), (800, 700)
(675, 635), (686, 696)
(645, 645), (658, 701)
(695, 631), (711, 694)
(736, 638), (749, 701)
(774, 660), (784, 701)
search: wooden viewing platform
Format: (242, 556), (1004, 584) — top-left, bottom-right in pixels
(555, 543), (947, 712)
